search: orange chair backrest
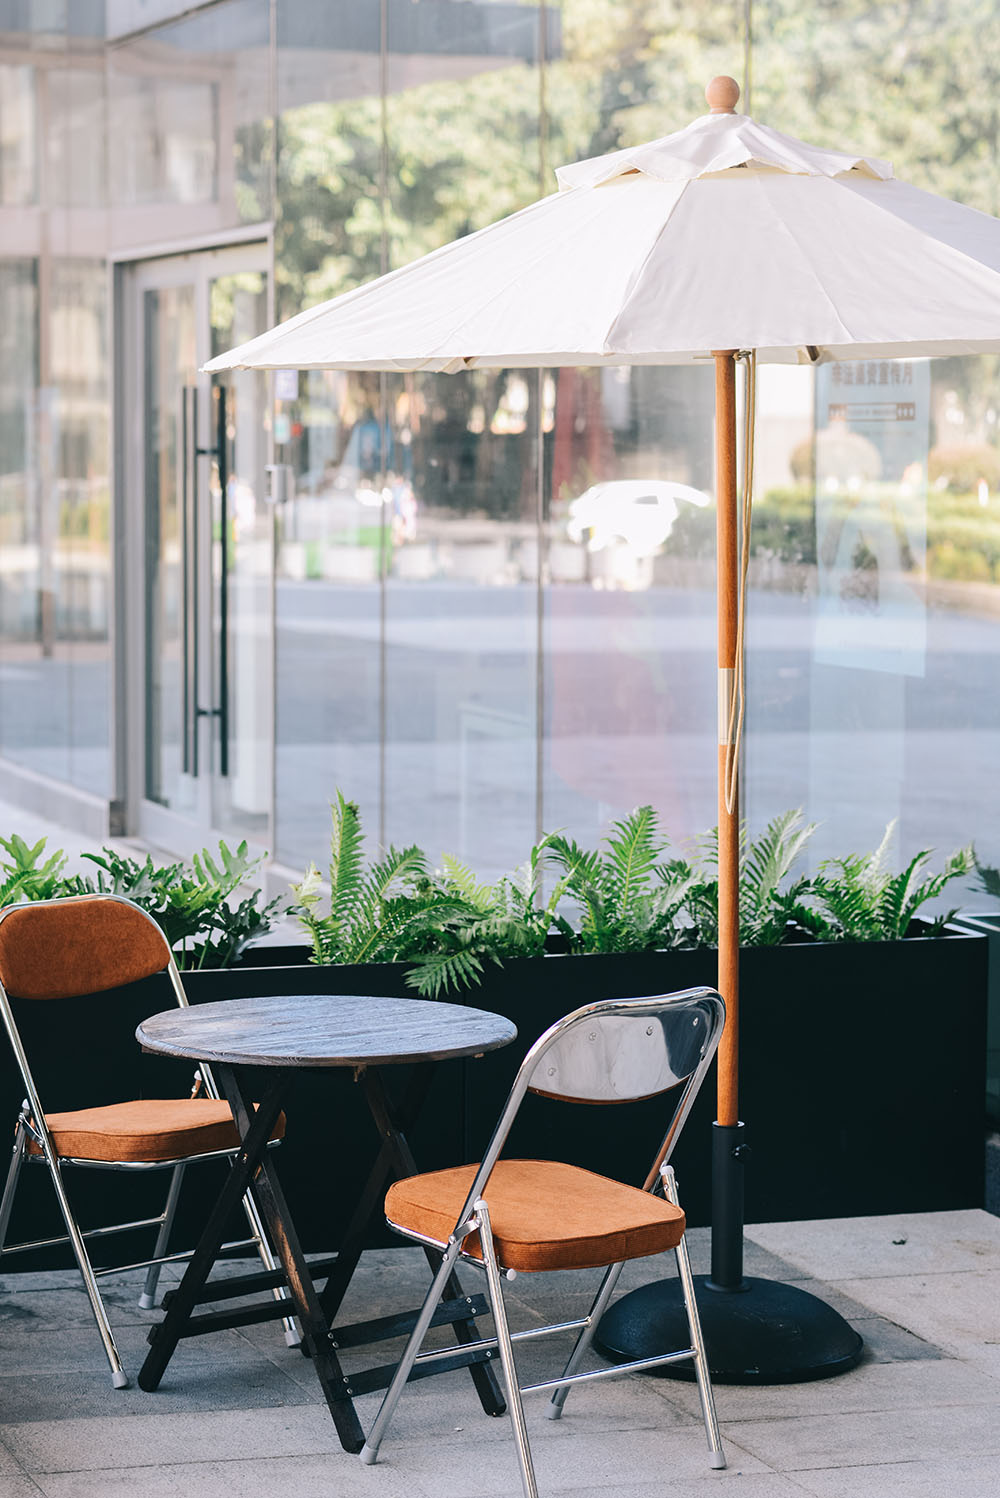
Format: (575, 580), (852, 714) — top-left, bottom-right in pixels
(0, 897), (172, 1000)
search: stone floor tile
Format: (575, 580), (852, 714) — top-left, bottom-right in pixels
(790, 1455), (1000, 1497)
(545, 1480), (813, 1498)
(0, 1476), (45, 1497)
(728, 1402), (1000, 1472)
(829, 1269), (1000, 1364)
(745, 1211), (1000, 1282)
(0, 1404), (344, 1473)
(0, 1361), (315, 1425)
(32, 1454), (420, 1498)
(661, 1356), (999, 1424)
(389, 1424), (769, 1495)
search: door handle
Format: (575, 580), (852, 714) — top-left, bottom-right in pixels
(181, 386), (199, 777)
(215, 384), (230, 779)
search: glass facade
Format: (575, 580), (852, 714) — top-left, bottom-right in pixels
(1, 0), (999, 902)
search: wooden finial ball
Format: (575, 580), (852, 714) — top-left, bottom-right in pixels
(706, 76), (740, 113)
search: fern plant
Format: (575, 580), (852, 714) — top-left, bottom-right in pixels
(545, 807), (698, 954)
(291, 792), (466, 971)
(811, 822), (974, 941)
(405, 838), (575, 997)
(686, 809), (824, 947)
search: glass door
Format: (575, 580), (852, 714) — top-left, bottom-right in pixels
(125, 243), (272, 855)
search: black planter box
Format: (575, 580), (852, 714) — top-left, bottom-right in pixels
(0, 930), (986, 1272)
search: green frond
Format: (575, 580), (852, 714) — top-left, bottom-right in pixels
(440, 853), (494, 911)
(406, 947), (486, 999)
(326, 791), (367, 937)
(604, 805), (661, 904)
(742, 809), (817, 913)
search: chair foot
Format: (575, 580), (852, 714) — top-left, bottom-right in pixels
(544, 1401), (563, 1421)
(137, 1292), (157, 1311)
(709, 1451), (727, 1470)
(358, 1442), (377, 1466)
(284, 1325), (302, 1348)
(112, 1370), (130, 1389)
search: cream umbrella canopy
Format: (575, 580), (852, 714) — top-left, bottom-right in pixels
(208, 76), (1000, 1379)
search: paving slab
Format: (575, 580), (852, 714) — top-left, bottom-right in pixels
(728, 1402), (1000, 1472)
(790, 1454), (1000, 1498)
(661, 1355), (998, 1424)
(32, 1453), (419, 1498)
(380, 1423), (769, 1495)
(745, 1210), (1000, 1281)
(0, 1404), (345, 1474)
(830, 1269), (1000, 1370)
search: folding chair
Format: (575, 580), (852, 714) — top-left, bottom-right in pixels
(0, 893), (296, 1388)
(360, 987), (727, 1498)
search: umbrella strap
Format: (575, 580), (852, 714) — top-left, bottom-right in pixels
(725, 349), (756, 816)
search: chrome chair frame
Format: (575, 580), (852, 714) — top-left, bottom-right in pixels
(0, 894), (298, 1388)
(360, 987), (727, 1498)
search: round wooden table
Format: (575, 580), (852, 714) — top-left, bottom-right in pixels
(136, 993), (516, 1450)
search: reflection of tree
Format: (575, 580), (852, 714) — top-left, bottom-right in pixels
(273, 0), (1000, 512)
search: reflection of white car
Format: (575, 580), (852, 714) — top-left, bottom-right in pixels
(567, 479), (710, 557)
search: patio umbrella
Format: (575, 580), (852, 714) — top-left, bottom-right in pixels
(206, 76), (1000, 1380)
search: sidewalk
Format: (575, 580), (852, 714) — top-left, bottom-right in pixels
(0, 1210), (998, 1497)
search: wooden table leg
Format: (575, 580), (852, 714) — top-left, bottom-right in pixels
(138, 1075), (286, 1394)
(219, 1065), (366, 1453)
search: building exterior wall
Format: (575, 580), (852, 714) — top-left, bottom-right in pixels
(2, 0), (1000, 893)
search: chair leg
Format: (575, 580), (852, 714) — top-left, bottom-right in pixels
(0, 1121), (27, 1252)
(477, 1200), (538, 1498)
(546, 1259), (627, 1421)
(45, 1155), (129, 1388)
(360, 1236), (466, 1467)
(138, 1162), (185, 1309)
(662, 1167), (725, 1470)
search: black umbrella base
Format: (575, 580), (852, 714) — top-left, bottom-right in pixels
(594, 1276), (864, 1384)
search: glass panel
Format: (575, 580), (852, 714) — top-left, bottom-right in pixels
(48, 67), (107, 210)
(273, 3), (385, 865)
(745, 1), (1000, 902)
(543, 365), (717, 849)
(51, 258), (111, 796)
(109, 74), (218, 207)
(538, 2), (733, 857)
(108, 0), (272, 226)
(143, 283), (197, 813)
(380, 0), (544, 876)
(209, 270), (271, 842)
(0, 64), (37, 206)
(0, 258), (59, 779)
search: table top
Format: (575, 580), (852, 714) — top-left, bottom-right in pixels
(137, 993), (517, 1069)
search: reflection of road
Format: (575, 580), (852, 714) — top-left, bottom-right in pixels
(2, 578), (998, 902)
(275, 578), (1000, 893)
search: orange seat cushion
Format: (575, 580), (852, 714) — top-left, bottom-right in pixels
(385, 1159), (685, 1273)
(27, 1099), (285, 1163)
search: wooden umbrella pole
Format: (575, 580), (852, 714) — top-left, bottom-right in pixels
(713, 348), (740, 1129)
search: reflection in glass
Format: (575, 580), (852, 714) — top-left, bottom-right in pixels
(109, 74), (218, 207)
(144, 284), (197, 813)
(273, 3), (384, 864)
(209, 271), (271, 842)
(543, 364), (717, 852)
(48, 67), (106, 210)
(380, 0), (543, 876)
(52, 259), (111, 795)
(0, 64), (36, 206)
